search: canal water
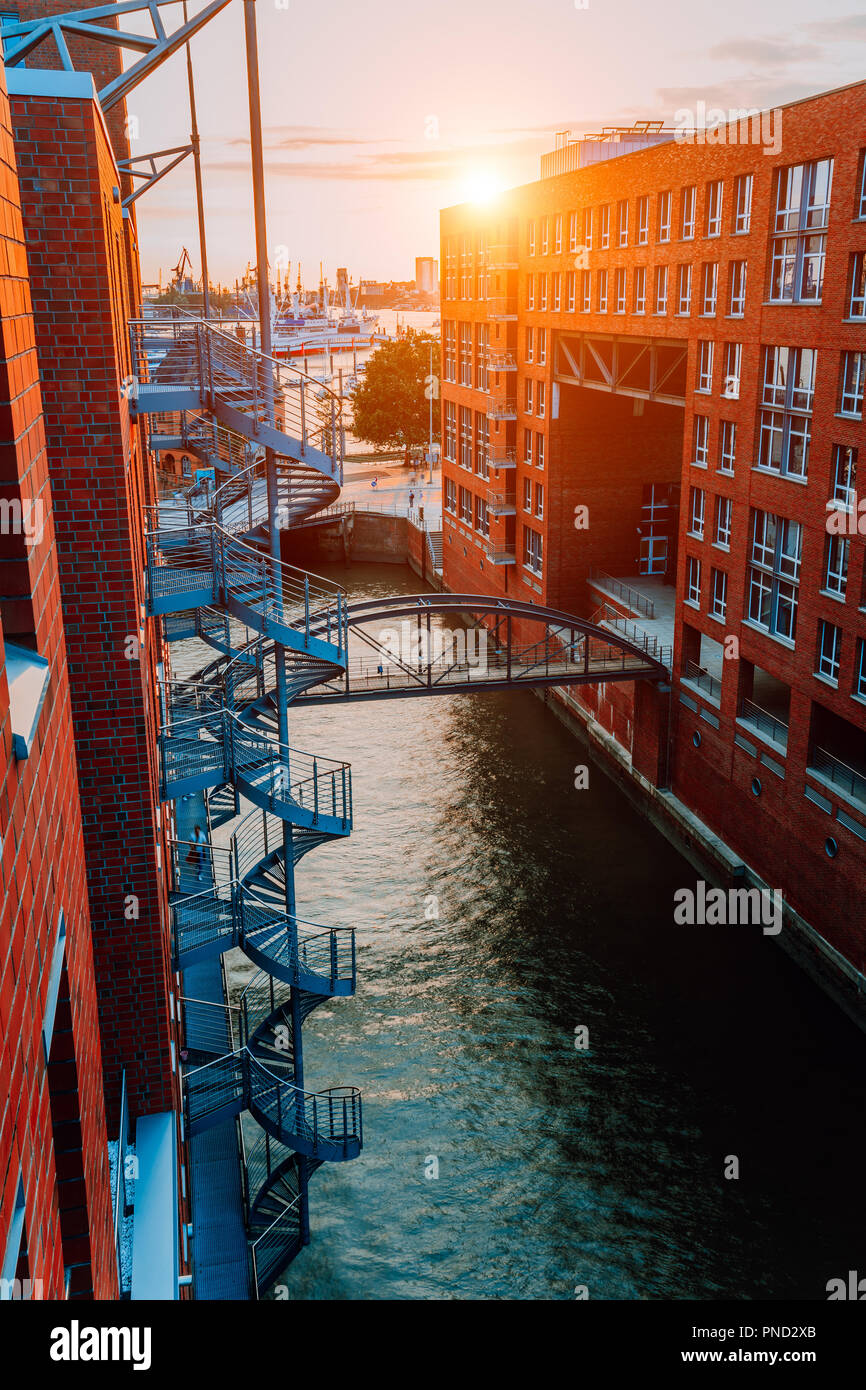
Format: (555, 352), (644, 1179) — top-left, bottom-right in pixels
(247, 561), (865, 1301)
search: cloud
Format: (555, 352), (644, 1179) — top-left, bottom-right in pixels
(708, 38), (814, 67)
(657, 78), (822, 114)
(802, 12), (866, 42)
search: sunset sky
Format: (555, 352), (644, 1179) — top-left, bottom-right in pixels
(129, 0), (866, 290)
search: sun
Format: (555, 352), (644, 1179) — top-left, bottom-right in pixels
(461, 168), (503, 205)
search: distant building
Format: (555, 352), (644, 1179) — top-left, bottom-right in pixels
(415, 256), (439, 295)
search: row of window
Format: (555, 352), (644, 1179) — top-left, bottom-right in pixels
(444, 489), (544, 574)
(443, 405), (547, 472)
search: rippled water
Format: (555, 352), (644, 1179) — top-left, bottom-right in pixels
(249, 562), (865, 1301)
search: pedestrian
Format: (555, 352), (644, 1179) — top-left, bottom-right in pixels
(186, 823), (207, 884)
(409, 490), (415, 509)
(371, 475), (378, 490)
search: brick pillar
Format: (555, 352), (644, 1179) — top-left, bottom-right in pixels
(632, 679), (671, 788)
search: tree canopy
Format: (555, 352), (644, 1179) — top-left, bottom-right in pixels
(350, 332), (441, 463)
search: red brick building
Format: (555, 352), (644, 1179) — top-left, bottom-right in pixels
(440, 81), (866, 1016)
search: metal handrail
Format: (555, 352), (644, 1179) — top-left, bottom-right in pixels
(738, 697), (789, 747)
(589, 568), (656, 619)
(808, 744), (866, 803)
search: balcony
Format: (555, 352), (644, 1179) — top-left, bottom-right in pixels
(738, 697), (788, 752)
(486, 538), (517, 565)
(486, 486), (516, 517)
(487, 296), (518, 321)
(486, 395), (518, 422)
(486, 350), (518, 372)
(682, 658), (722, 705)
(486, 244), (519, 270)
(808, 744), (866, 810)
(488, 445), (517, 469)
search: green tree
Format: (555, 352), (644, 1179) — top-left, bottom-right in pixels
(350, 332), (441, 466)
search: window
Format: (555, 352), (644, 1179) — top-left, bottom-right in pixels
(758, 346), (816, 480)
(540, 216), (549, 255)
(580, 270), (591, 312)
(816, 620), (842, 682)
(535, 482), (544, 518)
(637, 195), (649, 245)
(722, 342), (742, 401)
(696, 340), (714, 393)
(839, 352), (866, 417)
(677, 263), (692, 314)
(475, 323), (489, 392)
(445, 477), (457, 513)
(443, 320), (456, 382)
(733, 174), (753, 233)
(537, 381), (546, 417)
(537, 327), (547, 366)
(729, 261), (747, 316)
(444, 401), (456, 460)
(522, 476), (532, 511)
(459, 406), (473, 469)
(539, 273), (548, 311)
(848, 253), (866, 318)
(681, 185), (696, 239)
(583, 206), (594, 250)
(688, 485), (705, 538)
(525, 325), (534, 362)
(719, 420), (737, 474)
(536, 434), (545, 469)
(831, 444), (857, 509)
(527, 274), (535, 310)
(856, 638), (866, 699)
(528, 220), (536, 256)
(523, 525), (543, 574)
(615, 267), (626, 314)
(554, 213), (562, 254)
(551, 272), (561, 312)
(444, 238), (457, 298)
(770, 159), (833, 302)
(567, 270), (576, 312)
(686, 555), (702, 606)
(824, 534), (849, 597)
(747, 509), (802, 641)
(41, 913), (67, 1061)
(657, 190), (671, 242)
(654, 265), (668, 315)
(714, 494), (732, 548)
(701, 262), (718, 315)
(569, 211), (579, 252)
(459, 485), (472, 524)
(693, 414), (709, 466)
(523, 429), (533, 466)
(711, 568), (728, 620)
(633, 265), (646, 314)
(460, 235), (474, 299)
(474, 493), (489, 535)
(524, 378), (534, 414)
(474, 412), (489, 477)
(617, 199), (629, 247)
(600, 204), (610, 249)
(459, 323), (472, 386)
(597, 268), (608, 313)
(705, 180), (723, 237)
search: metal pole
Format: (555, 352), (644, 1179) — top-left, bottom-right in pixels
(183, 1), (210, 319)
(428, 340), (434, 485)
(243, 0), (307, 1242)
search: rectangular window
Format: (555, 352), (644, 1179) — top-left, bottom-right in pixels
(758, 346), (816, 480)
(523, 476), (532, 511)
(459, 322), (472, 386)
(523, 429), (533, 467)
(839, 351), (866, 417)
(722, 342), (742, 401)
(444, 320), (457, 382)
(634, 265), (646, 314)
(830, 444), (857, 509)
(615, 267), (626, 314)
(445, 476), (457, 513)
(856, 638), (866, 700)
(540, 216), (549, 254)
(701, 262), (718, 315)
(539, 273), (548, 311)
(569, 211), (579, 252)
(524, 378), (534, 414)
(554, 214), (562, 254)
(681, 185), (696, 239)
(537, 327), (547, 366)
(583, 206), (594, 250)
(686, 555), (702, 606)
(747, 509), (802, 641)
(637, 195), (649, 245)
(733, 174), (753, 233)
(537, 381), (546, 417)
(474, 411), (489, 477)
(528, 220), (536, 255)
(459, 485), (472, 524)
(535, 482), (544, 518)
(677, 263), (692, 314)
(525, 325), (534, 362)
(551, 272), (561, 311)
(816, 620), (842, 682)
(654, 264), (668, 315)
(600, 204), (610, 249)
(657, 190), (671, 242)
(689, 485), (705, 538)
(536, 434), (545, 469)
(527, 274), (535, 310)
(719, 420), (736, 474)
(823, 534), (849, 597)
(770, 158), (833, 302)
(858, 150), (866, 219)
(696, 340), (714, 393)
(476, 323), (489, 392)
(705, 180), (723, 237)
(848, 252), (866, 318)
(714, 494), (732, 548)
(693, 414), (709, 466)
(597, 268), (608, 313)
(444, 401), (457, 460)
(617, 199), (629, 247)
(567, 270), (576, 312)
(474, 493), (487, 534)
(710, 568), (728, 620)
(459, 406), (473, 469)
(523, 525), (543, 574)
(729, 260), (747, 316)
(41, 913), (67, 1061)
(580, 269), (591, 312)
